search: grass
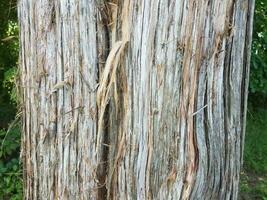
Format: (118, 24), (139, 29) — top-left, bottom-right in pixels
(240, 107), (267, 199)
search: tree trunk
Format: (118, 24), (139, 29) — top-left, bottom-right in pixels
(19, 0), (254, 199)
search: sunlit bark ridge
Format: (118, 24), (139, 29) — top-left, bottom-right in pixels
(19, 0), (254, 199)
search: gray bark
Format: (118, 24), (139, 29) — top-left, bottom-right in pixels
(19, 0), (254, 199)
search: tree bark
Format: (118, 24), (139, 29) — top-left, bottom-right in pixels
(19, 0), (254, 199)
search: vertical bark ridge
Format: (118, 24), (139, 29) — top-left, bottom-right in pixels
(19, 0), (103, 199)
(19, 0), (254, 199)
(106, 0), (254, 199)
(240, 0), (255, 167)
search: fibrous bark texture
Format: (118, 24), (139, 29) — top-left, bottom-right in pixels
(19, 0), (254, 199)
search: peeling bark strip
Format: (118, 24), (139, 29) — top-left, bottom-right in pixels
(19, 0), (254, 200)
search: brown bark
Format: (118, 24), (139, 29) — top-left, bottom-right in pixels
(19, 0), (254, 199)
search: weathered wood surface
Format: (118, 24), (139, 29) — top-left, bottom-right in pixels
(19, 0), (254, 199)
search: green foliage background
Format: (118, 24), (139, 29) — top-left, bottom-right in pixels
(0, 0), (22, 199)
(0, 0), (266, 199)
(239, 1), (267, 199)
(250, 1), (267, 98)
